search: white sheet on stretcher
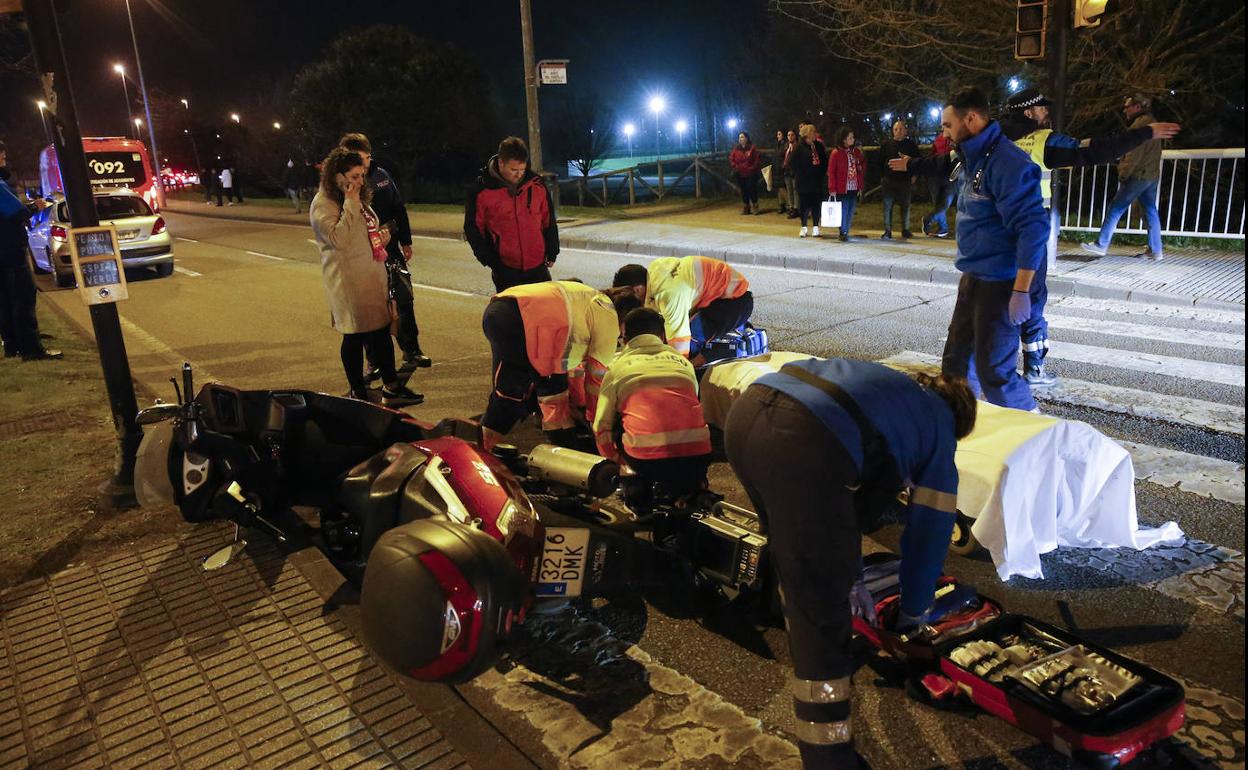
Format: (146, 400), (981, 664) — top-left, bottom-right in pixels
(699, 354), (1184, 581)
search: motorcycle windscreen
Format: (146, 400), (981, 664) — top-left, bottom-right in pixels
(135, 421), (178, 508)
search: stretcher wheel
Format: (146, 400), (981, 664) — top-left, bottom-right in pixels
(949, 511), (981, 556)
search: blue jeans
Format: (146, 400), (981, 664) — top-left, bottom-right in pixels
(1097, 178), (1162, 255)
(881, 179), (912, 234)
(834, 191), (858, 236)
(927, 179), (954, 234)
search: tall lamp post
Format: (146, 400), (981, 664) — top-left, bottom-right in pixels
(112, 63), (132, 137)
(179, 98), (202, 172)
(122, 0), (164, 205)
(648, 96), (666, 161)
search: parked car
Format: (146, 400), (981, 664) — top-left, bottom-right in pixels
(26, 187), (174, 287)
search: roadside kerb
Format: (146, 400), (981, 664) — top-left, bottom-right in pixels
(162, 204), (1244, 312)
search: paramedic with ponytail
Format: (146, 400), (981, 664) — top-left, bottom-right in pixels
(724, 358), (977, 769)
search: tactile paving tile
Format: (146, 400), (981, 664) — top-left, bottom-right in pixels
(0, 524), (469, 770)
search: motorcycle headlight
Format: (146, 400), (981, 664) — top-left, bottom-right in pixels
(496, 497), (536, 542)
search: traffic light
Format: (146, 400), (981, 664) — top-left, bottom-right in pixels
(1015, 0), (1048, 60)
(1074, 0), (1110, 28)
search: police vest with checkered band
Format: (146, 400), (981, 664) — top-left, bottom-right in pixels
(1011, 128), (1053, 204)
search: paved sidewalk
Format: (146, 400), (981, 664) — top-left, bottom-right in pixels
(0, 523), (529, 770)
(164, 201), (1244, 310)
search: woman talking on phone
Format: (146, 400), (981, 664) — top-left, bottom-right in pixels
(310, 147), (423, 407)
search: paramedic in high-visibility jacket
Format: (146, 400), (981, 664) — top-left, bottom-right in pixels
(612, 256), (752, 366)
(592, 308), (712, 502)
(724, 358), (977, 770)
(480, 280), (618, 451)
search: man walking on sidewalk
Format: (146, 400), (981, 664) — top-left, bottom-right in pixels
(465, 137), (559, 292)
(1082, 95), (1168, 261)
(922, 132), (954, 238)
(1002, 88), (1180, 387)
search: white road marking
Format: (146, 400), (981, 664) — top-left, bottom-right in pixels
(173, 266), (202, 278)
(413, 283), (476, 298)
(245, 250), (285, 261)
(1121, 441), (1245, 505)
(409, 234), (459, 242)
(880, 350), (1245, 435)
(176, 236), (199, 243)
(1051, 295), (1246, 326)
(116, 314), (223, 386)
(1047, 340), (1244, 388)
(1045, 314), (1245, 351)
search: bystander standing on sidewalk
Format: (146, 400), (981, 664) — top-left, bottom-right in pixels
(827, 127), (866, 243)
(879, 119), (920, 239)
(201, 165), (216, 205)
(0, 140), (61, 361)
(923, 132), (955, 238)
(464, 137), (559, 292)
(220, 166), (237, 205)
(792, 123), (828, 238)
(782, 129), (799, 219)
(730, 132), (764, 215)
(283, 160), (303, 213)
(1082, 95), (1168, 261)
(773, 130), (791, 214)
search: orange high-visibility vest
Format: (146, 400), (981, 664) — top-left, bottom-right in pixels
(592, 333), (711, 462)
(497, 280), (618, 429)
(647, 256), (750, 356)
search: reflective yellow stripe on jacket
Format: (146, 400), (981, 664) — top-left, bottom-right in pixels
(1012, 128), (1053, 203)
(592, 334), (711, 461)
(647, 256), (750, 357)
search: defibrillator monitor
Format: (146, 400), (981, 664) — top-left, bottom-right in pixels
(68, 226), (128, 305)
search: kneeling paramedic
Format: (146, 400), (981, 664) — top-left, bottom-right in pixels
(592, 308), (712, 506)
(612, 256), (752, 366)
(724, 359), (977, 770)
(481, 280), (618, 451)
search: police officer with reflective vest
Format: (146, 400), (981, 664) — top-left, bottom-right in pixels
(1000, 89), (1181, 387)
(592, 307), (712, 506)
(725, 359), (977, 770)
(611, 256), (753, 366)
(480, 280), (618, 451)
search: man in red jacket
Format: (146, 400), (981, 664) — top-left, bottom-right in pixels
(464, 137), (560, 292)
(729, 132), (764, 215)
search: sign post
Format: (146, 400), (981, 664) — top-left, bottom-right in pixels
(23, 0), (143, 509)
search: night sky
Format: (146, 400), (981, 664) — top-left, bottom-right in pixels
(4, 0), (765, 141)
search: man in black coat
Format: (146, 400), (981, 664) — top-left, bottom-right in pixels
(0, 140), (60, 360)
(879, 120), (920, 239)
(339, 133), (431, 377)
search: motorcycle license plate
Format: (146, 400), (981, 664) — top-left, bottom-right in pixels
(536, 527), (590, 598)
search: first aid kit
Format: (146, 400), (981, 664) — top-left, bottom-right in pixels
(853, 555), (1185, 768)
(702, 324), (770, 364)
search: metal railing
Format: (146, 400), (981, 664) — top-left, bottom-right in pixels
(1058, 148), (1246, 240)
(559, 152), (741, 207)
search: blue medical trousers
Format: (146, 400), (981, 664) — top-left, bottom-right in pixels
(943, 273), (1037, 411)
(1019, 248), (1048, 369)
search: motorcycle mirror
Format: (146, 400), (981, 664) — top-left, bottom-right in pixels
(202, 541), (247, 571)
(136, 404), (180, 425)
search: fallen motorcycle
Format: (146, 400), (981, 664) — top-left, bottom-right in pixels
(134, 364), (771, 683)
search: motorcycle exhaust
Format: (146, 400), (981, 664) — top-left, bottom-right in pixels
(524, 445), (619, 498)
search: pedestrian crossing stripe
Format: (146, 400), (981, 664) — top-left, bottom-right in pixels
(1044, 314), (1244, 351)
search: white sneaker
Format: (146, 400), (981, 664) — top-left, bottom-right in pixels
(812, 226), (821, 237)
(1080, 242), (1107, 256)
(799, 226), (808, 238)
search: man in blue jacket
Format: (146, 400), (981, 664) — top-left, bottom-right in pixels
(0, 141), (60, 361)
(725, 358), (977, 770)
(908, 87), (1049, 411)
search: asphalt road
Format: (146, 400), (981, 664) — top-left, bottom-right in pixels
(40, 211), (1245, 770)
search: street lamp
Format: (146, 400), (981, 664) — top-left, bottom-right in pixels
(180, 98), (188, 109)
(35, 100), (53, 144)
(112, 62), (132, 137)
(622, 122), (636, 158)
(1008, 77), (1022, 93)
(726, 118), (738, 130)
(674, 119), (688, 153)
(929, 106), (940, 120)
(123, 0), (166, 205)
(230, 113), (241, 124)
(272, 121), (282, 130)
(648, 96), (666, 161)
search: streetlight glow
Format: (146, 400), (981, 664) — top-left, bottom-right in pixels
(929, 106), (940, 119)
(882, 112), (892, 121)
(726, 118), (738, 130)
(1008, 77), (1021, 93)
(113, 63), (125, 75)
(134, 117), (143, 127)
(648, 95), (666, 115)
(273, 121), (282, 130)
(230, 113), (240, 123)
(36, 100), (47, 111)
(622, 122), (636, 137)
(180, 98), (189, 109)
(675, 119), (688, 134)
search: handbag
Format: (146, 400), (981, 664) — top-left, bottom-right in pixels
(761, 164), (773, 192)
(821, 195), (843, 228)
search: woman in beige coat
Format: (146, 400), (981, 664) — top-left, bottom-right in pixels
(310, 148), (422, 406)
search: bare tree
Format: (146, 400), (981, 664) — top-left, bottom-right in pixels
(550, 95), (615, 178)
(769, 0), (1245, 138)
